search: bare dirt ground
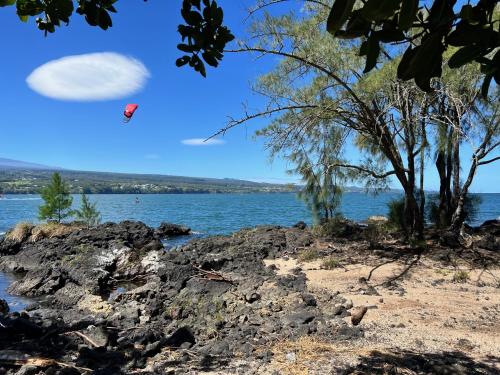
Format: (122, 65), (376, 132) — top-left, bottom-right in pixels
(264, 239), (500, 375)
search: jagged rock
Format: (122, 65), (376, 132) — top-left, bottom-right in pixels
(0, 221), (356, 373)
(286, 310), (316, 325)
(301, 293), (317, 307)
(156, 222), (191, 237)
(293, 221), (307, 230)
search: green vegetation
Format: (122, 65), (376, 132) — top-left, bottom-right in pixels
(230, 3), (498, 240)
(427, 194), (482, 229)
(75, 193), (101, 228)
(452, 270), (470, 283)
(326, 0), (499, 97)
(311, 216), (350, 239)
(387, 198), (406, 230)
(39, 173), (73, 223)
(3, 1), (497, 91)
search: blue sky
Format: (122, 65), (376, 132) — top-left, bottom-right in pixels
(0, 1), (498, 192)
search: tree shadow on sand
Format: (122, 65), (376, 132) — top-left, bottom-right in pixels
(342, 349), (499, 375)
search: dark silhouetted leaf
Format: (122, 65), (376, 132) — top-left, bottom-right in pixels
(397, 46), (418, 80)
(361, 0), (400, 22)
(326, 0), (355, 35)
(448, 45), (485, 68)
(481, 73), (493, 98)
(363, 34), (380, 73)
(399, 0), (418, 30)
(176, 56), (191, 67)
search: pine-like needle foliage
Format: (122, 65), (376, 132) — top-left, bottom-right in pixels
(75, 193), (101, 228)
(38, 172), (73, 223)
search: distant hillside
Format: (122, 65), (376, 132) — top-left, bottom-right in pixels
(0, 157), (60, 171)
(0, 158), (393, 195)
(0, 161), (298, 194)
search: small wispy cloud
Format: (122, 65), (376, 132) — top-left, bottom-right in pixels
(181, 138), (226, 146)
(26, 52), (150, 101)
(144, 154), (160, 160)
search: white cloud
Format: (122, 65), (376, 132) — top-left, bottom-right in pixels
(144, 154), (160, 160)
(181, 138), (226, 146)
(26, 52), (150, 101)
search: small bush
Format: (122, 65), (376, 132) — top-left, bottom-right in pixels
(321, 257), (340, 270)
(311, 215), (351, 238)
(426, 194), (482, 228)
(452, 270), (470, 283)
(297, 248), (320, 262)
(364, 223), (388, 248)
(387, 198), (405, 230)
(6, 222), (34, 243)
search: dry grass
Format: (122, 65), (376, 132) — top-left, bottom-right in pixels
(297, 248), (320, 263)
(5, 222), (34, 243)
(270, 336), (371, 375)
(30, 222), (84, 242)
(321, 257), (340, 270)
(452, 269), (470, 283)
(6, 222), (83, 243)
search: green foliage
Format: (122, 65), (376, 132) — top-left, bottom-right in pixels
(426, 194), (482, 228)
(1, 0), (233, 77)
(2, 0), (117, 34)
(327, 0), (499, 96)
(387, 197), (405, 230)
(38, 172), (73, 223)
(311, 215), (349, 238)
(364, 223), (388, 248)
(177, 0), (234, 77)
(75, 193), (101, 227)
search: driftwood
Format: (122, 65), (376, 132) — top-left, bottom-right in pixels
(0, 350), (91, 372)
(193, 266), (234, 284)
(65, 331), (101, 348)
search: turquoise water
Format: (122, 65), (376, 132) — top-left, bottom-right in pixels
(1, 192), (499, 311)
(1, 192), (500, 235)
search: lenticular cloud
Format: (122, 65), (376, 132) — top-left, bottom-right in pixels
(26, 52), (150, 101)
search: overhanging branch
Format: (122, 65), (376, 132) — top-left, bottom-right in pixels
(327, 163), (398, 179)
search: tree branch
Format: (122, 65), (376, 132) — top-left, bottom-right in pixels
(327, 163), (398, 179)
(205, 104), (319, 141)
(478, 156), (500, 166)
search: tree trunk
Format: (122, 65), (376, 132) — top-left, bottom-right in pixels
(449, 158), (478, 232)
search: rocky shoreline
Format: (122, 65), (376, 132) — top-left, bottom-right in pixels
(0, 221), (364, 374)
(0, 220), (500, 375)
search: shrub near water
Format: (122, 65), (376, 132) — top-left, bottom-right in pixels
(5, 222), (34, 243)
(6, 222), (83, 243)
(311, 215), (350, 238)
(387, 198), (405, 230)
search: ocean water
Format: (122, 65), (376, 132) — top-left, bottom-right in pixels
(1, 192), (500, 235)
(1, 192), (499, 311)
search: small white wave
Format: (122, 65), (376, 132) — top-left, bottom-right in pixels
(0, 198), (41, 201)
(0, 232), (5, 236)
(190, 231), (204, 235)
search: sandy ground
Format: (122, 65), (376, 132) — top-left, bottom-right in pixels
(264, 247), (500, 374)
